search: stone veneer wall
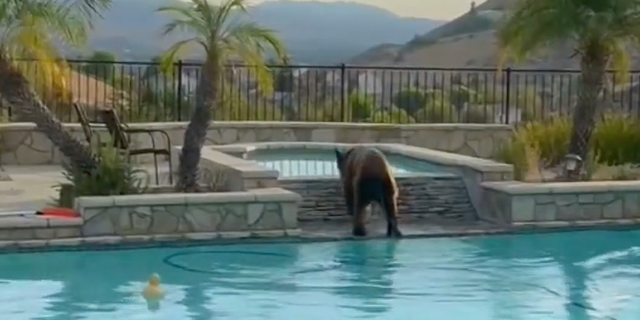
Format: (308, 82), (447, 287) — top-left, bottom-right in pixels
(0, 122), (512, 165)
(75, 188), (301, 237)
(482, 181), (640, 224)
(279, 175), (475, 221)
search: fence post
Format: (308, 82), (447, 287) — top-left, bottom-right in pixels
(504, 67), (512, 124)
(339, 63), (346, 122)
(176, 60), (184, 121)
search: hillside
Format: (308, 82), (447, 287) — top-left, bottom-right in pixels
(349, 0), (585, 69)
(77, 0), (445, 64)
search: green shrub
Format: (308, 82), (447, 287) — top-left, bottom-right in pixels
(475, 85), (543, 121)
(477, 85), (503, 104)
(449, 85), (481, 109)
(414, 101), (458, 123)
(216, 97), (285, 121)
(494, 114), (640, 181)
(522, 117), (572, 166)
(461, 104), (498, 123)
(424, 89), (449, 106)
(493, 118), (570, 180)
(494, 133), (530, 181)
(61, 146), (149, 197)
(593, 114), (640, 165)
(348, 93), (376, 121)
(369, 107), (415, 124)
(393, 89), (427, 115)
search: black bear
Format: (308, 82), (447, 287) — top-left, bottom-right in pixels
(334, 146), (402, 237)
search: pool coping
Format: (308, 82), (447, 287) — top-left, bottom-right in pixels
(0, 217), (638, 254)
(209, 142), (513, 173)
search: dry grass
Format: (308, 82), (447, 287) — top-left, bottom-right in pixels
(66, 70), (122, 107)
(517, 159), (640, 182)
(401, 30), (500, 67)
(591, 164), (640, 181)
(522, 143), (544, 182)
(357, 30), (584, 69)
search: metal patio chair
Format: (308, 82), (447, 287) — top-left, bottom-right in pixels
(73, 103), (108, 149)
(98, 108), (173, 184)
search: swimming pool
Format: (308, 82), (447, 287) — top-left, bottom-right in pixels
(1, 230), (639, 319)
(247, 149), (445, 177)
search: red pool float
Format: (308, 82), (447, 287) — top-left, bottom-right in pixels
(35, 207), (80, 219)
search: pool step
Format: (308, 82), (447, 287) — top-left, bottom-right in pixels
(279, 175), (476, 221)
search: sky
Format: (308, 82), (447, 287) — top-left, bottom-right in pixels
(253, 0), (479, 19)
(177, 0), (480, 20)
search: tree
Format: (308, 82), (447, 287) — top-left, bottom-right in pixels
(84, 50), (116, 81)
(497, 0), (640, 180)
(271, 55), (294, 92)
(0, 0), (112, 173)
(143, 55), (167, 82)
(158, 0), (287, 191)
(393, 89), (427, 116)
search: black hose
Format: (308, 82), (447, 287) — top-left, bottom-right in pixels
(162, 250), (293, 274)
(163, 252), (619, 319)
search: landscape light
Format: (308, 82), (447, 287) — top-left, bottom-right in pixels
(564, 154), (582, 173)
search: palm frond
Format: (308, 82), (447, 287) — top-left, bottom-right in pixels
(223, 21), (287, 93)
(159, 37), (203, 73)
(157, 5), (210, 37)
(0, 0), (110, 107)
(498, 0), (582, 64)
(59, 0), (112, 23)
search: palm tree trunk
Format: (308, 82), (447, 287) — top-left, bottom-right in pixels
(566, 44), (608, 181)
(176, 59), (217, 192)
(0, 50), (98, 173)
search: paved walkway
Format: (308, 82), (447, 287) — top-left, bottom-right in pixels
(0, 166), (62, 213)
(0, 164), (173, 214)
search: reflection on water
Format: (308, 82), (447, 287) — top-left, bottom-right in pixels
(0, 231), (640, 319)
(332, 240), (398, 316)
(248, 149), (444, 177)
(468, 230), (640, 320)
(0, 280), (64, 318)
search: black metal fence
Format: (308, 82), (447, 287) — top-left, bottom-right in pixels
(7, 58), (640, 124)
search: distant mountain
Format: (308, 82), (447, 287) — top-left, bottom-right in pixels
(78, 0), (445, 64)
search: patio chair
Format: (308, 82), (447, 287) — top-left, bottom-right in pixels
(98, 108), (173, 184)
(73, 103), (108, 148)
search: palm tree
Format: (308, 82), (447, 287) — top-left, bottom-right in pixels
(158, 0), (287, 191)
(0, 0), (112, 172)
(497, 0), (640, 180)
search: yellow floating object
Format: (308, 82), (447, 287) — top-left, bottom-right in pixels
(142, 273), (164, 302)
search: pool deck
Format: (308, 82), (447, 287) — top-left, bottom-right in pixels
(0, 165), (63, 213)
(0, 164), (171, 213)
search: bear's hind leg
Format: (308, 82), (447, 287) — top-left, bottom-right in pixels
(352, 196), (369, 237)
(382, 192), (402, 238)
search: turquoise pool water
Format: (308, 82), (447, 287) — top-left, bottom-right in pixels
(1, 230), (640, 319)
(247, 149), (444, 177)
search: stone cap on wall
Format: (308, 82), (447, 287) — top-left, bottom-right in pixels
(383, 144), (512, 173)
(172, 146), (279, 180)
(75, 187), (302, 210)
(482, 180), (640, 195)
(210, 141), (513, 175)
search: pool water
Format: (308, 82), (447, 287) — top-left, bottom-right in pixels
(1, 230), (640, 319)
(248, 149), (444, 177)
